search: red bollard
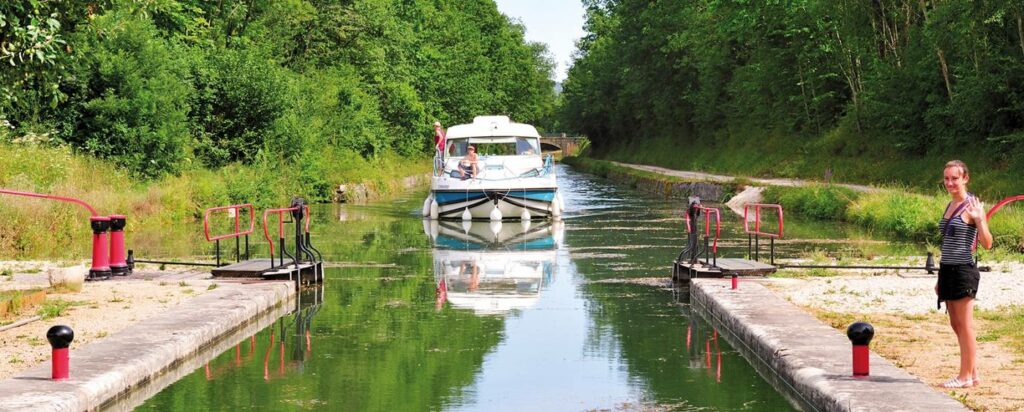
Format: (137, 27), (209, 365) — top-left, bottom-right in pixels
(46, 325), (74, 380)
(731, 274), (738, 290)
(109, 215), (129, 275)
(847, 322), (875, 376)
(89, 216), (111, 280)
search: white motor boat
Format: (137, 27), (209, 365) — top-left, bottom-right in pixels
(422, 116), (564, 221)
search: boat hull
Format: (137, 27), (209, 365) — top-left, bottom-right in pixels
(431, 188), (557, 220)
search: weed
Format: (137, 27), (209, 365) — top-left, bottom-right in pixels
(182, 288), (194, 294)
(158, 281), (168, 286)
(0, 269), (12, 277)
(9, 356), (22, 364)
(178, 281), (188, 287)
(96, 331), (108, 338)
(207, 283), (218, 291)
(38, 299), (73, 319)
(108, 294), (125, 303)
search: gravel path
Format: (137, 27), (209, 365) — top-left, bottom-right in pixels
(0, 261), (214, 380)
(762, 261), (1024, 314)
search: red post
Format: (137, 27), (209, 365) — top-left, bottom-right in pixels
(108, 215), (128, 275)
(731, 274), (738, 290)
(46, 325), (74, 380)
(847, 322), (874, 376)
(89, 217), (111, 280)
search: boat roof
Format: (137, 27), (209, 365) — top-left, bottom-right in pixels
(446, 116), (541, 139)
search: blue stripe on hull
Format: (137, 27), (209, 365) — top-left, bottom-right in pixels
(433, 189), (555, 205)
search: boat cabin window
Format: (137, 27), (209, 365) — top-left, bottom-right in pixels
(446, 137), (540, 156)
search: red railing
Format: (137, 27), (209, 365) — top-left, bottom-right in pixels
(0, 188), (98, 216)
(686, 206), (721, 253)
(744, 203), (784, 238)
(986, 195), (1024, 221)
(203, 204), (255, 241)
(261, 205), (312, 259)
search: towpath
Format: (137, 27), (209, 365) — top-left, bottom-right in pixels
(611, 161), (879, 193)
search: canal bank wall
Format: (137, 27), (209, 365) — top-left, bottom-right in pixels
(0, 281), (295, 412)
(689, 279), (967, 412)
(563, 157), (738, 203)
(335, 173), (431, 203)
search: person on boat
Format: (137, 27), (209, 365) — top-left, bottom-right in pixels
(432, 121), (446, 159)
(936, 159), (993, 388)
(459, 261), (480, 292)
(458, 145), (478, 180)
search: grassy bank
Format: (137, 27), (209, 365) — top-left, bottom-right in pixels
(566, 156), (1024, 252)
(0, 142), (429, 259)
(594, 128), (1024, 200)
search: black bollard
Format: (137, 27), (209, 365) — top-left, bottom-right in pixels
(46, 325), (74, 380)
(847, 322), (874, 376)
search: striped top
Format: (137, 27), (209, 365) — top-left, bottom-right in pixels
(939, 216), (977, 265)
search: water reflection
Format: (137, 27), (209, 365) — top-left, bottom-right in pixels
(428, 220), (561, 315)
(202, 285), (324, 383)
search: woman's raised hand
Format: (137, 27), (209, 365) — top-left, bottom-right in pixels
(964, 196), (986, 221)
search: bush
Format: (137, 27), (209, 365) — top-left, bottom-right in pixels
(59, 13), (191, 178)
(845, 191), (945, 240)
(763, 185), (859, 220)
(191, 46), (288, 167)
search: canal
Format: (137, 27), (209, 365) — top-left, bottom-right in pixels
(133, 165), (914, 411)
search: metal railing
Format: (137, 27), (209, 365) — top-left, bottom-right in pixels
(203, 204), (255, 266)
(744, 203), (784, 265)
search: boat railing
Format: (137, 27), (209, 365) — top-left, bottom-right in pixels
(433, 148), (444, 177)
(432, 152), (554, 181)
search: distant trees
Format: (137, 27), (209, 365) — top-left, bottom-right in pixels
(562, 0), (1024, 159)
(0, 0), (555, 180)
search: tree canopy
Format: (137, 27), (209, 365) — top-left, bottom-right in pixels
(1, 0), (556, 180)
(561, 0), (1024, 161)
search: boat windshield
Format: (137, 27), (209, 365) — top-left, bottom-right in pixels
(446, 137), (539, 157)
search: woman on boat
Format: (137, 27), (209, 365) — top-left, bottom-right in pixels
(936, 160), (993, 388)
(458, 145), (478, 180)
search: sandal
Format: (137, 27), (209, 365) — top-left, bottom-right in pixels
(941, 376), (973, 388)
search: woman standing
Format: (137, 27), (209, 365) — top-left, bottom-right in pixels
(937, 160), (993, 388)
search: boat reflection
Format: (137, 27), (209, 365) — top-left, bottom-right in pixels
(426, 220), (563, 315)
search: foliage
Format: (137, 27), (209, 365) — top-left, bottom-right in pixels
(2, 0), (556, 178)
(763, 185), (860, 221)
(562, 0), (1024, 196)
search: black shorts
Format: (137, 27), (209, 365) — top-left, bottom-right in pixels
(937, 263), (980, 302)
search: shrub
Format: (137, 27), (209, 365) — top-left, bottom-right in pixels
(762, 185), (859, 220)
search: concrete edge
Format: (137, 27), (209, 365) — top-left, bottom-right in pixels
(0, 281), (296, 412)
(689, 279), (968, 412)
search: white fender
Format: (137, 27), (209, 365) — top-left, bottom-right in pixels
(490, 205), (503, 221)
(550, 196), (562, 220)
(557, 191), (566, 212)
(461, 208), (472, 221)
(422, 196), (432, 217)
(429, 199), (439, 220)
(461, 219), (472, 234)
(489, 220), (503, 237)
(520, 219), (531, 233)
(520, 208), (531, 221)
(428, 219), (439, 241)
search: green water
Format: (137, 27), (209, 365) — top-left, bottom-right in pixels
(135, 165), (921, 411)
